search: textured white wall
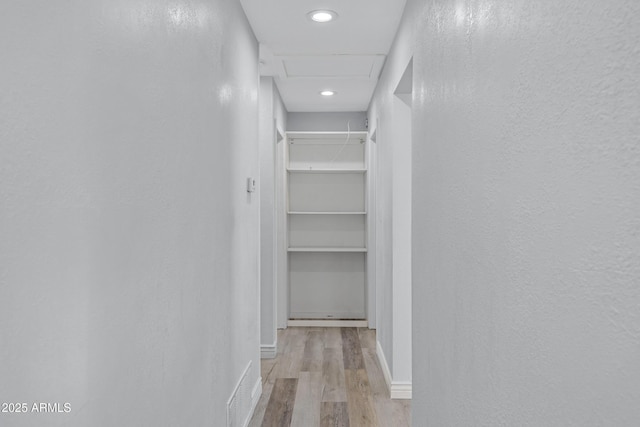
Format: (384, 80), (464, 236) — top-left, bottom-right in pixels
(409, 0), (640, 425)
(391, 95), (412, 385)
(276, 102), (289, 329)
(0, 1), (260, 425)
(259, 77), (287, 352)
(368, 4), (414, 387)
(369, 100), (394, 373)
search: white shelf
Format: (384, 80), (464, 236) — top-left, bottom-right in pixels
(287, 168), (367, 174)
(288, 211), (366, 215)
(288, 247), (367, 253)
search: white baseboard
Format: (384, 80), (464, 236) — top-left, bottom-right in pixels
(261, 343), (277, 359)
(243, 376), (262, 427)
(376, 340), (393, 394)
(287, 319), (368, 328)
(376, 340), (412, 400)
(390, 382), (412, 400)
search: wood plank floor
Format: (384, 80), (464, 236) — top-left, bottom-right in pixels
(249, 327), (411, 427)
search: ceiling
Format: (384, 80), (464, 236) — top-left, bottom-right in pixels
(240, 0), (407, 112)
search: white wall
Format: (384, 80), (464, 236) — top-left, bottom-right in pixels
(0, 1), (261, 426)
(405, 0), (640, 425)
(367, 5), (414, 391)
(259, 77), (287, 354)
(276, 104), (289, 329)
(391, 96), (412, 387)
(369, 105), (394, 374)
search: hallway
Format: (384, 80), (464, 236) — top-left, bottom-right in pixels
(249, 328), (410, 427)
(2, 0), (640, 425)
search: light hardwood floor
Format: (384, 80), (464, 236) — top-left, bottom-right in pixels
(249, 327), (411, 427)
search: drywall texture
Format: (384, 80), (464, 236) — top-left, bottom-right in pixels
(367, 6), (414, 386)
(407, 0), (640, 425)
(368, 103), (394, 381)
(259, 77), (287, 353)
(0, 1), (260, 426)
(287, 112), (368, 132)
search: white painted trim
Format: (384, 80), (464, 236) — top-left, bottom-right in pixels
(376, 340), (412, 400)
(376, 340), (393, 395)
(390, 382), (412, 400)
(244, 376), (262, 427)
(261, 343), (277, 359)
(288, 319), (368, 328)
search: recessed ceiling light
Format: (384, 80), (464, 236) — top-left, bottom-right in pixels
(308, 10), (338, 23)
(320, 90), (336, 96)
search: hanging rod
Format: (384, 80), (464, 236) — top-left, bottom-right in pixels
(288, 138), (365, 144)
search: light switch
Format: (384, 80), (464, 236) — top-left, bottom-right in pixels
(247, 177), (256, 193)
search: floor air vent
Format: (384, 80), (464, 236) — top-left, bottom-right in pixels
(226, 361), (252, 427)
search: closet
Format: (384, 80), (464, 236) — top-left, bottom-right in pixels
(286, 131), (368, 320)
